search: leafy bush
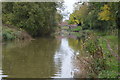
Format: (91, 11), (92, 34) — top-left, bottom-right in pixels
(2, 28), (16, 40)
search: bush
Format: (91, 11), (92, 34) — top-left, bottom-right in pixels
(2, 28), (16, 40)
(2, 2), (59, 37)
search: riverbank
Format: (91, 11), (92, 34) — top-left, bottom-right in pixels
(2, 24), (33, 42)
(71, 30), (118, 78)
(54, 26), (118, 78)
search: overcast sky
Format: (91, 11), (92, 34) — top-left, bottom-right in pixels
(62, 0), (79, 21)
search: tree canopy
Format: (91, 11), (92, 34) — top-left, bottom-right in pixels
(68, 2), (119, 31)
(2, 2), (63, 37)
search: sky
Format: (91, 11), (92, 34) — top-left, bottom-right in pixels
(62, 0), (79, 21)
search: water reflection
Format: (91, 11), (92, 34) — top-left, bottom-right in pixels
(0, 69), (2, 79)
(2, 37), (82, 78)
(53, 38), (74, 78)
(2, 38), (60, 78)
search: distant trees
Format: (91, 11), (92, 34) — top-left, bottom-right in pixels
(2, 2), (63, 37)
(68, 2), (119, 32)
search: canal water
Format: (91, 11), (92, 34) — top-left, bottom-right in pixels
(1, 35), (81, 78)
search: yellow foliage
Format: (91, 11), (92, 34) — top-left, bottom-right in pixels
(102, 4), (110, 10)
(68, 3), (88, 24)
(98, 4), (112, 21)
(74, 20), (79, 24)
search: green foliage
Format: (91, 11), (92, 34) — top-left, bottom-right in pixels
(2, 28), (16, 40)
(55, 12), (63, 24)
(2, 25), (33, 41)
(68, 30), (118, 78)
(2, 2), (62, 37)
(86, 40), (98, 54)
(98, 35), (118, 78)
(68, 3), (88, 25)
(99, 70), (118, 78)
(67, 2), (119, 77)
(68, 2), (119, 33)
(68, 14), (76, 24)
(78, 31), (118, 78)
(98, 4), (112, 21)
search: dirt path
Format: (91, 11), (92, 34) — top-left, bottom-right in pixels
(104, 39), (119, 60)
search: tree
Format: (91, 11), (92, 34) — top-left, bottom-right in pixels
(98, 4), (112, 21)
(2, 2), (62, 37)
(68, 3), (88, 26)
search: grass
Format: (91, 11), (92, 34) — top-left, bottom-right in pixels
(75, 30), (119, 78)
(68, 29), (118, 78)
(98, 34), (118, 78)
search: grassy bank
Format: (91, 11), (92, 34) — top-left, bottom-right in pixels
(98, 35), (118, 78)
(88, 31), (118, 78)
(2, 25), (32, 41)
(72, 30), (118, 78)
